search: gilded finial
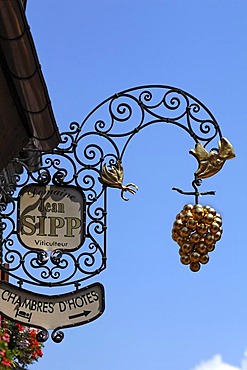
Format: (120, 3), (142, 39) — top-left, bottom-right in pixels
(190, 137), (235, 179)
(99, 160), (138, 201)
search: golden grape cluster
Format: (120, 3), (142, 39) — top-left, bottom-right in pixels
(171, 204), (223, 272)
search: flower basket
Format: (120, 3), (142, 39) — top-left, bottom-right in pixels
(0, 320), (43, 369)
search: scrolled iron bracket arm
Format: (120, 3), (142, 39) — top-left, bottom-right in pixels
(95, 85), (235, 202)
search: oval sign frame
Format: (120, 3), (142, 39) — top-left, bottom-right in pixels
(17, 184), (86, 252)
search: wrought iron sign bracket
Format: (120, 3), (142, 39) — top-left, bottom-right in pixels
(0, 85), (235, 341)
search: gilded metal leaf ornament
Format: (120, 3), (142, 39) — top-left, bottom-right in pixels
(99, 160), (138, 201)
(190, 137), (235, 179)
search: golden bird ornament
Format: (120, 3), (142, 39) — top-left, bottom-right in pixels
(190, 137), (235, 179)
(99, 160), (138, 201)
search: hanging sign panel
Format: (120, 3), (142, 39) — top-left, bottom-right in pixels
(0, 281), (105, 330)
(17, 184), (86, 251)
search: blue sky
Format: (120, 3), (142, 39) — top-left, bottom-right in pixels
(24, 1), (247, 369)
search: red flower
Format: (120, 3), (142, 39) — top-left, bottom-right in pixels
(36, 349), (43, 357)
(1, 357), (11, 367)
(32, 348), (43, 358)
(16, 323), (25, 331)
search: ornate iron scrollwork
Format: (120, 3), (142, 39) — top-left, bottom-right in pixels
(0, 85), (234, 289)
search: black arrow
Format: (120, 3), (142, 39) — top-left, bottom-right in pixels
(68, 310), (91, 320)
